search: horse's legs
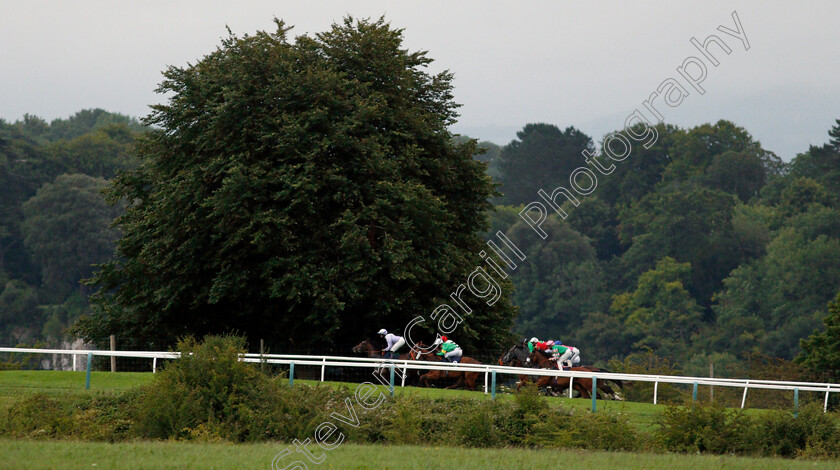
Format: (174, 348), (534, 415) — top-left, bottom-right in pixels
(576, 380), (592, 399)
(597, 381), (616, 399)
(535, 376), (553, 388)
(465, 373), (477, 391)
(446, 374), (465, 389)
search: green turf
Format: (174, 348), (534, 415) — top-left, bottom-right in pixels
(1, 440), (837, 470)
(0, 370), (153, 414)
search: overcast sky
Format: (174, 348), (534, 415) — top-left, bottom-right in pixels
(1, 1), (838, 160)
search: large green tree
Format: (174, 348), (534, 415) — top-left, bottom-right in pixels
(610, 257), (704, 361)
(617, 185), (742, 309)
(76, 18), (515, 350)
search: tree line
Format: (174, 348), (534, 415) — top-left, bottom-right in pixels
(483, 118), (840, 377)
(0, 109), (144, 342)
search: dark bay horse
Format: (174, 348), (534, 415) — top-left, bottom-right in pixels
(529, 349), (623, 399)
(499, 343), (540, 390)
(410, 341), (481, 391)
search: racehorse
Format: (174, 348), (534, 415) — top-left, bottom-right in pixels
(498, 343), (593, 396)
(352, 339), (382, 358)
(529, 349), (623, 399)
(499, 343), (541, 390)
(410, 341), (481, 391)
(352, 339), (419, 385)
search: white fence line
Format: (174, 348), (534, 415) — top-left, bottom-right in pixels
(2, 347), (838, 411)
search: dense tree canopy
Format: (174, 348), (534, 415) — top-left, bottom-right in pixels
(495, 123), (593, 205)
(76, 18), (515, 350)
(21, 174), (121, 301)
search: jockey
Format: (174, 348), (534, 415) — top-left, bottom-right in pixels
(549, 341), (580, 369)
(526, 337), (543, 353)
(433, 336), (463, 363)
(378, 329), (406, 359)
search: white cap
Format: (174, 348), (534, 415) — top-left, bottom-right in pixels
(432, 338), (443, 346)
(529, 337), (539, 343)
(378, 329), (387, 335)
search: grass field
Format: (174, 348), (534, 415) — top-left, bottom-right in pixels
(1, 440), (837, 470)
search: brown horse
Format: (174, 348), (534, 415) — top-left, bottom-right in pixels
(410, 341), (481, 391)
(352, 339), (382, 358)
(352, 339), (419, 385)
(528, 349), (623, 399)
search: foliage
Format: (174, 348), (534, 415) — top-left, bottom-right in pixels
(657, 402), (840, 458)
(713, 224), (840, 358)
(495, 123), (594, 205)
(797, 291), (840, 381)
(133, 335), (272, 441)
(0, 110), (144, 343)
(0, 281), (42, 339)
(1, 391), (138, 441)
(608, 349), (686, 403)
(610, 258), (703, 361)
(79, 17), (514, 351)
(505, 215), (608, 342)
(617, 186), (742, 308)
(21, 174), (121, 301)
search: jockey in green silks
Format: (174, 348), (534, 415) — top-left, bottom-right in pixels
(433, 336), (463, 363)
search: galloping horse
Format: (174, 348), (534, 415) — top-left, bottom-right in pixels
(499, 343), (540, 390)
(352, 339), (382, 358)
(529, 349), (623, 399)
(410, 341), (481, 391)
(351, 339), (419, 385)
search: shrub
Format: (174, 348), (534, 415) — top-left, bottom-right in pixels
(656, 401), (758, 454)
(1, 392), (137, 441)
(132, 334), (270, 441)
(525, 406), (643, 452)
(757, 404), (840, 458)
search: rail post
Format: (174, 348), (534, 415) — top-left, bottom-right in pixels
(484, 369), (488, 394)
(85, 353), (92, 389)
(110, 335), (116, 373)
(289, 362), (295, 386)
(389, 363), (395, 397)
(152, 357), (157, 373)
(591, 376), (597, 412)
(569, 376), (574, 398)
(491, 370), (497, 400)
(794, 388), (799, 417)
(653, 380), (659, 405)
(825, 386), (831, 413)
(402, 362), (408, 388)
(693, 382), (698, 403)
(260, 339), (265, 375)
(320, 357), (326, 382)
(741, 381), (749, 409)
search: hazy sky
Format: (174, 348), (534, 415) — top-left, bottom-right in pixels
(1, 1), (838, 160)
